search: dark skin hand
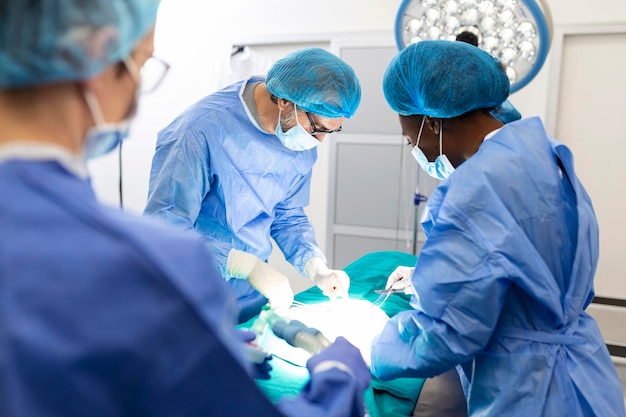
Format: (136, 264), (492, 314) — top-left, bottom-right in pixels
(400, 109), (504, 169)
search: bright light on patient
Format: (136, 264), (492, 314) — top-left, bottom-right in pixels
(258, 299), (389, 367)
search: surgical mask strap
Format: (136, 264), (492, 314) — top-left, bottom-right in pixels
(415, 115), (427, 147)
(415, 117), (445, 158)
(293, 102), (302, 126)
(438, 120), (443, 156)
(123, 57), (141, 84)
(277, 103), (299, 131)
(83, 88), (106, 126)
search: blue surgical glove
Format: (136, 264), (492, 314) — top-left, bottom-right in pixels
(307, 336), (371, 391)
(237, 329), (273, 380)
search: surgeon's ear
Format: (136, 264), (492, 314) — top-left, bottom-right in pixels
(276, 97), (293, 112)
(426, 117), (441, 135)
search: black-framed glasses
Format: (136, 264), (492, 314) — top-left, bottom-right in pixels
(305, 111), (343, 136)
(139, 56), (170, 94)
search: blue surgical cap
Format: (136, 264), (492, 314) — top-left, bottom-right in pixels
(266, 48), (361, 119)
(383, 40), (510, 118)
(0, 0), (161, 89)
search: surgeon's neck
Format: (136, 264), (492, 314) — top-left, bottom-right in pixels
(449, 109), (505, 161)
(254, 83), (280, 134)
(0, 83), (86, 155)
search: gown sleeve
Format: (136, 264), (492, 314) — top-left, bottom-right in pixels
(371, 201), (512, 380)
(270, 171), (325, 275)
(144, 121), (233, 276)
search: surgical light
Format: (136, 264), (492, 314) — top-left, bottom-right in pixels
(394, 0), (553, 93)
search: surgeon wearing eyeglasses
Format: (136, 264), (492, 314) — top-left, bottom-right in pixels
(144, 48), (360, 319)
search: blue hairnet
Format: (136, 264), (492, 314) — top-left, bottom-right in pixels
(266, 48), (361, 119)
(0, 0), (161, 89)
(383, 40), (510, 118)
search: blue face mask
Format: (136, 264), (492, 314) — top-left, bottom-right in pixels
(275, 103), (320, 151)
(411, 116), (455, 180)
(82, 58), (139, 159)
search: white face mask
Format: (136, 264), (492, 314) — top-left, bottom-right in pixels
(411, 116), (455, 180)
(82, 58), (139, 159)
(275, 103), (320, 151)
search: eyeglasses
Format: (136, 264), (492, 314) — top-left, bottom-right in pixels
(305, 112), (343, 136)
(139, 56), (170, 94)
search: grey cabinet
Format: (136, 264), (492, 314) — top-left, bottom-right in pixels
(326, 39), (440, 269)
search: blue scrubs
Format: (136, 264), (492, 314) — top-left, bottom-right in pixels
(144, 77), (325, 279)
(371, 118), (626, 417)
(1, 158), (364, 417)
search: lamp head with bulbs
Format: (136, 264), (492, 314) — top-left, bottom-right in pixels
(394, 0), (552, 93)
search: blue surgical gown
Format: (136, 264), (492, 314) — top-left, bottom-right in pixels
(144, 77), (325, 278)
(0, 157), (364, 417)
(371, 118), (626, 417)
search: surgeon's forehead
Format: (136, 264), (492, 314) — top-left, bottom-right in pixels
(399, 114), (420, 134)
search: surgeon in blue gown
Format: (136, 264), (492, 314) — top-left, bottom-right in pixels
(371, 40), (626, 417)
(0, 2), (371, 416)
(143, 48), (361, 315)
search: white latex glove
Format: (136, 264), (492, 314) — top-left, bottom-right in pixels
(385, 266), (415, 294)
(304, 257), (350, 300)
(227, 249), (294, 312)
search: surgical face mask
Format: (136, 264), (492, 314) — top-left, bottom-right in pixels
(82, 58), (139, 159)
(275, 103), (320, 151)
(411, 116), (455, 180)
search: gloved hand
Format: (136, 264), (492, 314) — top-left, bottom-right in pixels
(385, 266), (415, 294)
(304, 257), (350, 300)
(307, 336), (371, 391)
(237, 329), (273, 380)
(227, 249), (294, 312)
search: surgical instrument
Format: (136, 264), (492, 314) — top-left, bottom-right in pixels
(371, 287), (406, 309)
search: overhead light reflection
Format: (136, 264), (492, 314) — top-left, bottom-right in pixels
(394, 0), (553, 93)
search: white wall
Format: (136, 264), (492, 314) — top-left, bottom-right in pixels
(88, 0), (626, 295)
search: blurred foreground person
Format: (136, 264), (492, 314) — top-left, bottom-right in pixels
(0, 2), (370, 416)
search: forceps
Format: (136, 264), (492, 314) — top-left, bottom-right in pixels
(370, 287), (405, 309)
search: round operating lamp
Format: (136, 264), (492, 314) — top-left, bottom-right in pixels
(394, 0), (553, 93)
